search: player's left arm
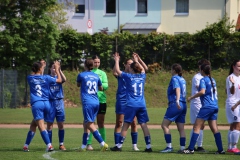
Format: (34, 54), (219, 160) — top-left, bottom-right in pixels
(176, 88), (181, 109)
(101, 71), (108, 91)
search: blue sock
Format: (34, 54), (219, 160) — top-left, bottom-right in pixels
(144, 135), (151, 145)
(131, 132), (138, 144)
(119, 136), (126, 144)
(25, 131), (35, 145)
(58, 129), (64, 144)
(188, 133), (199, 150)
(92, 130), (103, 143)
(82, 133), (88, 145)
(47, 130), (52, 143)
(180, 137), (186, 147)
(114, 132), (121, 144)
(164, 134), (171, 143)
(41, 130), (50, 145)
(214, 132), (223, 151)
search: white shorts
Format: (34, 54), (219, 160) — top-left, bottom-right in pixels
(226, 104), (240, 123)
(190, 102), (202, 124)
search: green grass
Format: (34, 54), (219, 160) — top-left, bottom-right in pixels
(62, 69), (228, 109)
(0, 128), (236, 160)
(0, 107), (229, 125)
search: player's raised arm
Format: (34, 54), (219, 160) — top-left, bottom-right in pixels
(113, 52), (122, 76)
(133, 52), (148, 72)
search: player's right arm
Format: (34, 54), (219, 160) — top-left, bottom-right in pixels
(113, 52), (122, 76)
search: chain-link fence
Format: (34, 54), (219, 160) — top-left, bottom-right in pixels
(0, 69), (29, 108)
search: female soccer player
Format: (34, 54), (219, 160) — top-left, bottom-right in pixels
(160, 63), (187, 153)
(46, 62), (67, 151)
(110, 52), (152, 152)
(77, 58), (108, 151)
(86, 55), (108, 150)
(112, 53), (148, 151)
(189, 59), (210, 152)
(23, 61), (62, 152)
(225, 60), (240, 153)
(182, 64), (225, 154)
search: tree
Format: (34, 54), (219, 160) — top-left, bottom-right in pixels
(0, 0), (60, 69)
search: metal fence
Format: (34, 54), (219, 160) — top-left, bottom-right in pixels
(0, 69), (29, 108)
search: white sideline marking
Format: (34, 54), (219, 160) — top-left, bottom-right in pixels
(43, 151), (57, 160)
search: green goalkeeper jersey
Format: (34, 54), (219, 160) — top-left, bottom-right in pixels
(92, 68), (108, 103)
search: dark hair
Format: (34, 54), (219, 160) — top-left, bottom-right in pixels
(198, 59), (210, 66)
(130, 62), (142, 73)
(201, 64), (215, 93)
(48, 62), (54, 74)
(32, 62), (42, 73)
(92, 55), (100, 60)
(229, 60), (240, 75)
(85, 58), (94, 70)
(171, 63), (182, 76)
(124, 58), (133, 65)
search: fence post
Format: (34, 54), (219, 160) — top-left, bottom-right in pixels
(0, 69), (4, 108)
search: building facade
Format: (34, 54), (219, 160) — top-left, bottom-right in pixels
(158, 0), (240, 34)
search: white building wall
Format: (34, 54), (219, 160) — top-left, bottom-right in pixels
(158, 0), (226, 34)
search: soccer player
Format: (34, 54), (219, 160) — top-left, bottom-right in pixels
(86, 55), (108, 150)
(160, 63), (187, 153)
(23, 61), (62, 152)
(112, 53), (147, 151)
(225, 60), (240, 153)
(182, 64), (225, 154)
(110, 52), (152, 152)
(46, 62), (67, 151)
(189, 59), (210, 152)
(77, 58), (108, 151)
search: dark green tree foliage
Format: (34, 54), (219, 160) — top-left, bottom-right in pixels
(0, 0), (59, 69)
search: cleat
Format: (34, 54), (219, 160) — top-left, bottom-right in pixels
(100, 143), (108, 152)
(86, 144), (94, 151)
(59, 145), (66, 151)
(144, 148), (152, 152)
(46, 145), (54, 152)
(231, 148), (240, 153)
(227, 149), (233, 153)
(195, 147), (206, 152)
(215, 150), (225, 154)
(23, 146), (29, 152)
(181, 148), (194, 154)
(132, 146), (140, 151)
(160, 147), (173, 153)
(110, 146), (122, 151)
(177, 149), (184, 153)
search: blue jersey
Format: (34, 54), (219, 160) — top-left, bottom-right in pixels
(77, 71), (102, 105)
(116, 76), (126, 100)
(49, 75), (64, 100)
(167, 75), (187, 103)
(121, 72), (146, 108)
(199, 76), (218, 109)
(27, 75), (56, 104)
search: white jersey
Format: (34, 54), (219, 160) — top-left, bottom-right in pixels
(225, 73), (240, 107)
(190, 73), (202, 106)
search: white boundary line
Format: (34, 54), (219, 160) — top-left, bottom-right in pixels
(43, 151), (57, 160)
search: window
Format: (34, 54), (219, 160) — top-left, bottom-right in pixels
(137, 0), (147, 14)
(176, 0), (189, 15)
(74, 0), (85, 16)
(106, 0), (116, 14)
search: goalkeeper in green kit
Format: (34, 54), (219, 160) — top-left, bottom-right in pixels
(87, 55), (109, 150)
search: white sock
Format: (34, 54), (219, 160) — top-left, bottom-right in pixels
(81, 144), (86, 149)
(180, 146), (185, 150)
(100, 142), (105, 146)
(232, 130), (240, 149)
(117, 143), (122, 148)
(197, 130), (203, 147)
(146, 144), (151, 149)
(228, 130), (232, 149)
(167, 143), (172, 148)
(132, 144), (137, 148)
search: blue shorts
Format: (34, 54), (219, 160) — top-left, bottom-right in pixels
(31, 101), (50, 121)
(115, 99), (126, 114)
(45, 99), (65, 123)
(164, 102), (187, 123)
(124, 106), (149, 124)
(82, 103), (99, 123)
(197, 107), (218, 121)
